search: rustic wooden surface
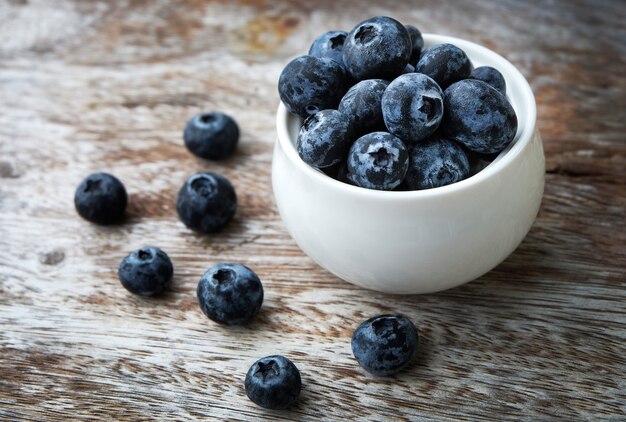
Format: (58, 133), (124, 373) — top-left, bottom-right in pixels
(1, 0), (625, 420)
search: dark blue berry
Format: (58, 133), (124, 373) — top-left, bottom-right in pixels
(278, 55), (349, 118)
(442, 79), (518, 154)
(338, 79), (389, 136)
(343, 16), (411, 80)
(308, 30), (347, 67)
(176, 172), (237, 233)
(118, 247), (173, 296)
(404, 136), (470, 190)
(197, 263), (263, 325)
(382, 73), (444, 143)
(415, 43), (472, 89)
(74, 172), (127, 225)
(183, 112), (239, 160)
(405, 24), (424, 66)
(245, 355), (301, 410)
(351, 314), (418, 377)
(297, 109), (353, 168)
(347, 132), (408, 190)
(468, 66), (506, 96)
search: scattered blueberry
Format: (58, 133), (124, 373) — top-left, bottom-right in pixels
(74, 172), (127, 225)
(183, 112), (239, 160)
(347, 132), (408, 190)
(343, 16), (411, 80)
(404, 136), (470, 190)
(176, 172), (237, 233)
(415, 43), (472, 89)
(468, 66), (506, 96)
(278, 55), (349, 118)
(402, 63), (415, 74)
(197, 263), (263, 325)
(308, 30), (348, 67)
(381, 73), (444, 143)
(118, 247), (173, 296)
(442, 79), (518, 154)
(297, 109), (353, 168)
(245, 355), (301, 410)
(351, 314), (419, 376)
(405, 24), (424, 65)
(338, 79), (389, 136)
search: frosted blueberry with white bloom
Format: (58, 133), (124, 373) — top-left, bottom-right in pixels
(381, 73), (444, 143)
(347, 132), (408, 190)
(404, 136), (470, 190)
(469, 66), (507, 95)
(278, 55), (349, 118)
(339, 79), (389, 136)
(343, 16), (411, 80)
(308, 30), (348, 68)
(442, 79), (518, 154)
(415, 43), (472, 89)
(297, 109), (353, 168)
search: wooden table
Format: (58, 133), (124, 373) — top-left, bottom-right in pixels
(1, 0), (624, 420)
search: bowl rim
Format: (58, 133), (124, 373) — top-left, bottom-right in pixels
(276, 33), (537, 200)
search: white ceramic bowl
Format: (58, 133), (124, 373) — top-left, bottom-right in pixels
(272, 34), (544, 294)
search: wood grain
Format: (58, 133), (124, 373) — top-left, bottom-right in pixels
(1, 0), (625, 420)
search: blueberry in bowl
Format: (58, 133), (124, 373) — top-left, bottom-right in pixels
(342, 16), (412, 81)
(381, 72), (444, 143)
(272, 31), (545, 294)
(308, 30), (348, 68)
(278, 55), (350, 118)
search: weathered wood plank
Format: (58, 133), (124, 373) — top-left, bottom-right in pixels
(1, 0), (625, 420)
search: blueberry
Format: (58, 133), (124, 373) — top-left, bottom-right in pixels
(338, 79), (389, 136)
(468, 66), (506, 96)
(415, 43), (472, 89)
(118, 247), (173, 296)
(278, 55), (349, 118)
(308, 30), (348, 67)
(404, 24), (424, 66)
(74, 172), (127, 225)
(176, 172), (237, 233)
(343, 16), (411, 80)
(183, 112), (239, 160)
(351, 314), (418, 376)
(297, 109), (353, 168)
(197, 263), (263, 325)
(442, 79), (518, 154)
(245, 355), (301, 410)
(347, 132), (408, 191)
(404, 136), (470, 190)
(381, 73), (444, 143)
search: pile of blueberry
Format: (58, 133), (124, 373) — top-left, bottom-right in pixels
(73, 109), (420, 410)
(279, 16), (518, 191)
